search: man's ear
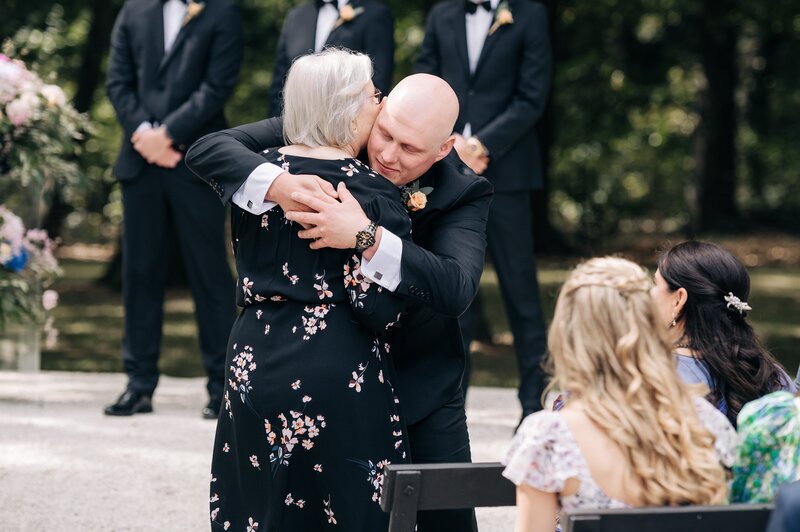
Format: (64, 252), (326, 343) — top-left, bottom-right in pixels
(434, 135), (456, 163)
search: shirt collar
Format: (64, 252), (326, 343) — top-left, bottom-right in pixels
(468, 0), (501, 7)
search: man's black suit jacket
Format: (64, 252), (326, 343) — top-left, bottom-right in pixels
(107, 0), (243, 180)
(269, 0), (394, 117)
(185, 119), (493, 424)
(416, 0), (551, 192)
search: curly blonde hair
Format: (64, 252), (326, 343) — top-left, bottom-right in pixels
(546, 257), (728, 506)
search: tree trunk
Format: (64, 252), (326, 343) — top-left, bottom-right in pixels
(74, 0), (119, 113)
(532, 0), (572, 255)
(745, 31), (777, 213)
(693, 0), (740, 232)
(44, 0), (120, 239)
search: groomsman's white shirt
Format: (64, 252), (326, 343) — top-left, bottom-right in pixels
(136, 0), (187, 133)
(315, 0), (347, 52)
(462, 0), (499, 139)
(232, 163), (403, 292)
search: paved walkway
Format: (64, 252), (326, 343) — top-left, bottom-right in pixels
(0, 371), (519, 531)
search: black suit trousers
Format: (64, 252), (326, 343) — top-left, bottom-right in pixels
(120, 163), (235, 398)
(406, 392), (478, 532)
(460, 191), (548, 413)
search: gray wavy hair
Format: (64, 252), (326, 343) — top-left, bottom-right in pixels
(282, 48), (373, 149)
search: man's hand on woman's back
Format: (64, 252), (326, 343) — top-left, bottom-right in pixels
(267, 172), (338, 215)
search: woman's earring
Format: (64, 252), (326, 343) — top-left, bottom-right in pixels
(669, 314), (677, 328)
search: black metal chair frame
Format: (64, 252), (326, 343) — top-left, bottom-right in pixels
(380, 462), (514, 532)
(381, 462), (774, 532)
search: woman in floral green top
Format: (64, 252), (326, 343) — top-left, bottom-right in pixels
(732, 391), (800, 502)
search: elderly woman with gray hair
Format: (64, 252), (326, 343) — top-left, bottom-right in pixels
(208, 49), (411, 531)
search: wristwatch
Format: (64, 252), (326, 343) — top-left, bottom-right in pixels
(355, 221), (378, 253)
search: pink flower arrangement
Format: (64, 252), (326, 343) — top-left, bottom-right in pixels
(0, 54), (88, 189)
(1, 204), (61, 345)
(0, 54), (43, 114)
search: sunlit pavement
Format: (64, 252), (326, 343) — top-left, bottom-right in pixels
(0, 371), (518, 531)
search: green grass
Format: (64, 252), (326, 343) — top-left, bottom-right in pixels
(43, 260), (203, 377)
(42, 259), (800, 387)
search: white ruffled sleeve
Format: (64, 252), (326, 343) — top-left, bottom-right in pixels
(502, 411), (584, 493)
(694, 396), (737, 468)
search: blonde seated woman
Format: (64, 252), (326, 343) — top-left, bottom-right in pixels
(502, 257), (736, 532)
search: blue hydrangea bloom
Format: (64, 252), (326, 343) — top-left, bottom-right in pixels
(3, 247), (29, 273)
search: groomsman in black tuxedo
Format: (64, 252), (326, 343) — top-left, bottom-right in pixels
(417, 0), (552, 419)
(104, 0), (242, 418)
(269, 0), (395, 116)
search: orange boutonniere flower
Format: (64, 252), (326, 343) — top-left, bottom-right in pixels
(488, 1), (514, 36)
(182, 1), (205, 27)
(400, 181), (434, 213)
(334, 4), (365, 28)
(408, 191), (427, 211)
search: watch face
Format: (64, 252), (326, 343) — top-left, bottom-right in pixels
(356, 231), (375, 251)
(355, 223), (377, 251)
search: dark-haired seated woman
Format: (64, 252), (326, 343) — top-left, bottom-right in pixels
(650, 241), (795, 426)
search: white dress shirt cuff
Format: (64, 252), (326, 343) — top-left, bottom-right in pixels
(135, 121), (154, 133)
(361, 229), (403, 292)
(231, 162), (284, 214)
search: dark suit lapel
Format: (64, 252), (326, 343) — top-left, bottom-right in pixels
(409, 165), (441, 225)
(326, 0), (362, 44)
(418, 168), (438, 192)
(473, 0), (516, 78)
(473, 20), (501, 77)
(301, 3), (319, 51)
(158, 5), (200, 74)
(446, 2), (471, 81)
(149, 0), (166, 66)
(472, 28), (497, 79)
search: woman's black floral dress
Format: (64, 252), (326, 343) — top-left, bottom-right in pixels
(209, 151), (411, 532)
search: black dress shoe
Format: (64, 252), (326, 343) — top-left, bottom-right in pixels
(202, 398), (221, 420)
(104, 389), (153, 416)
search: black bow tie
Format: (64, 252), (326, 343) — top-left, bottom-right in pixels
(315, 0), (337, 9)
(465, 0), (492, 14)
(163, 0), (188, 4)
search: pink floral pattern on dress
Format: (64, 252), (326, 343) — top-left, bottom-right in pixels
(228, 344), (256, 408)
(211, 153), (411, 530)
(264, 384), (326, 473)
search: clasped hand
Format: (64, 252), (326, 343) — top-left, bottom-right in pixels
(453, 133), (489, 175)
(131, 126), (182, 168)
(272, 174), (371, 251)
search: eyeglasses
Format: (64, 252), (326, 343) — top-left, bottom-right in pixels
(372, 89), (383, 104)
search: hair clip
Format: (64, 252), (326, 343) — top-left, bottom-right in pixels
(724, 292), (752, 314)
